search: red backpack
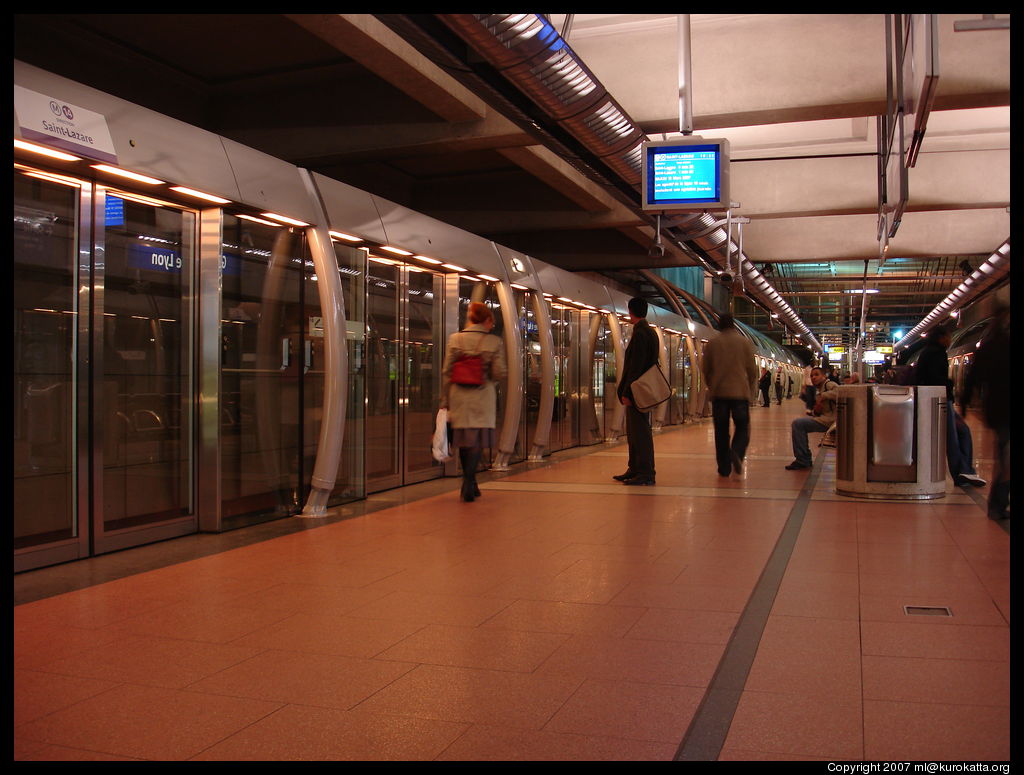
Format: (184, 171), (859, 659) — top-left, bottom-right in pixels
(451, 334), (487, 386)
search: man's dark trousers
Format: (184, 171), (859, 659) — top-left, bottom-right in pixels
(625, 404), (655, 479)
(712, 398), (751, 476)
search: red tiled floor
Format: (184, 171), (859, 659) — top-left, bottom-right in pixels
(862, 655), (1010, 706)
(354, 663), (584, 729)
(481, 598), (647, 637)
(864, 700), (1010, 761)
(15, 683), (282, 761)
(545, 678), (704, 743)
(376, 623), (569, 672)
(860, 620), (1011, 661)
(185, 649), (416, 709)
(724, 690), (863, 760)
(436, 724), (677, 761)
(191, 705), (469, 761)
(13, 413), (1011, 761)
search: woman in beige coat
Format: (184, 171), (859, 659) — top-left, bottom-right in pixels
(440, 302), (507, 502)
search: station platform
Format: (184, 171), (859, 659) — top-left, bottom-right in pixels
(13, 398), (1010, 761)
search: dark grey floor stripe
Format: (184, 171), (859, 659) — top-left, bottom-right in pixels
(674, 448), (826, 762)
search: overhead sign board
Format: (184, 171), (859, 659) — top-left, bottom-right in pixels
(641, 137), (730, 211)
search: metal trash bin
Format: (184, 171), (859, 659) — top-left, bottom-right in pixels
(835, 384), (947, 500)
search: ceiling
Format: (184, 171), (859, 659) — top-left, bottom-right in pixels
(13, 13), (1010, 352)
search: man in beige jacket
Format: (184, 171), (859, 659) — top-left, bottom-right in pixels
(701, 314), (759, 477)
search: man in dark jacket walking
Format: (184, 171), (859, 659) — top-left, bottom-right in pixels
(614, 297), (660, 486)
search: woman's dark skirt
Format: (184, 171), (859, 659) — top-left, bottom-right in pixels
(451, 427), (495, 449)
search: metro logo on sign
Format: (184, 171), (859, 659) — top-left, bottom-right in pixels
(15, 85), (118, 163)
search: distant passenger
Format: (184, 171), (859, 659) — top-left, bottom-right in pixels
(961, 303), (1010, 519)
(914, 325), (986, 488)
(800, 364), (816, 410)
(774, 371), (783, 404)
(758, 369), (772, 407)
(613, 297), (660, 486)
(440, 301), (507, 502)
(786, 374), (794, 399)
(701, 313), (759, 477)
(786, 367), (839, 470)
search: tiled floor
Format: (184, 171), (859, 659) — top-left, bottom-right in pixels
(13, 399), (1010, 761)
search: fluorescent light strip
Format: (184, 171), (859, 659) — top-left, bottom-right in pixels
(15, 139), (82, 161)
(261, 212), (309, 227)
(510, 283), (529, 290)
(92, 164), (165, 185)
(412, 255), (442, 264)
(237, 214), (283, 227)
(477, 274), (500, 282)
(106, 190), (178, 208)
(442, 263), (467, 272)
(381, 246), (412, 256)
(330, 231), (362, 242)
(22, 170), (82, 188)
(170, 186), (230, 204)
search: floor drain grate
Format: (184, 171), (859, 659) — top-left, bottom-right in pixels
(904, 605), (953, 617)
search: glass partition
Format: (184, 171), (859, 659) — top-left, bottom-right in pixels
(101, 192), (195, 534)
(13, 170), (79, 554)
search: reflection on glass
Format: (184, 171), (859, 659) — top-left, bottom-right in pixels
(101, 193), (194, 531)
(13, 171), (78, 549)
(523, 297), (541, 455)
(551, 304), (580, 451)
(405, 269), (443, 478)
(220, 216), (305, 523)
(330, 242), (365, 502)
(365, 261), (400, 483)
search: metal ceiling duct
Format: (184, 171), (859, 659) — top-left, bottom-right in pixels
(438, 14), (644, 185)
(894, 239), (1010, 350)
(435, 13), (822, 353)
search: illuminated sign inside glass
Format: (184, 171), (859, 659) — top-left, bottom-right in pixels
(106, 195), (124, 227)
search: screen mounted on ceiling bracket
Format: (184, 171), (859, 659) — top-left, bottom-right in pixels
(641, 137), (731, 212)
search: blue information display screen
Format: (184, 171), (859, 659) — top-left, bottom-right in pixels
(648, 145), (721, 205)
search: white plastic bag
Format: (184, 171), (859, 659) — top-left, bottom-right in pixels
(432, 408), (452, 462)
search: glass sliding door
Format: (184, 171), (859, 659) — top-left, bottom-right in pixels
(554, 305), (580, 450)
(366, 258), (445, 493)
(365, 259), (401, 490)
(327, 240), (366, 503)
(97, 190), (197, 549)
(219, 215), (307, 527)
(13, 168), (83, 568)
(404, 267), (444, 483)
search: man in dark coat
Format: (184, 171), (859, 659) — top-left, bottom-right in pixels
(614, 297), (660, 486)
(914, 325), (985, 487)
(758, 369), (771, 407)
(962, 304), (1010, 519)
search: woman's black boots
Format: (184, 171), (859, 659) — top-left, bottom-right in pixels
(459, 448), (482, 502)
